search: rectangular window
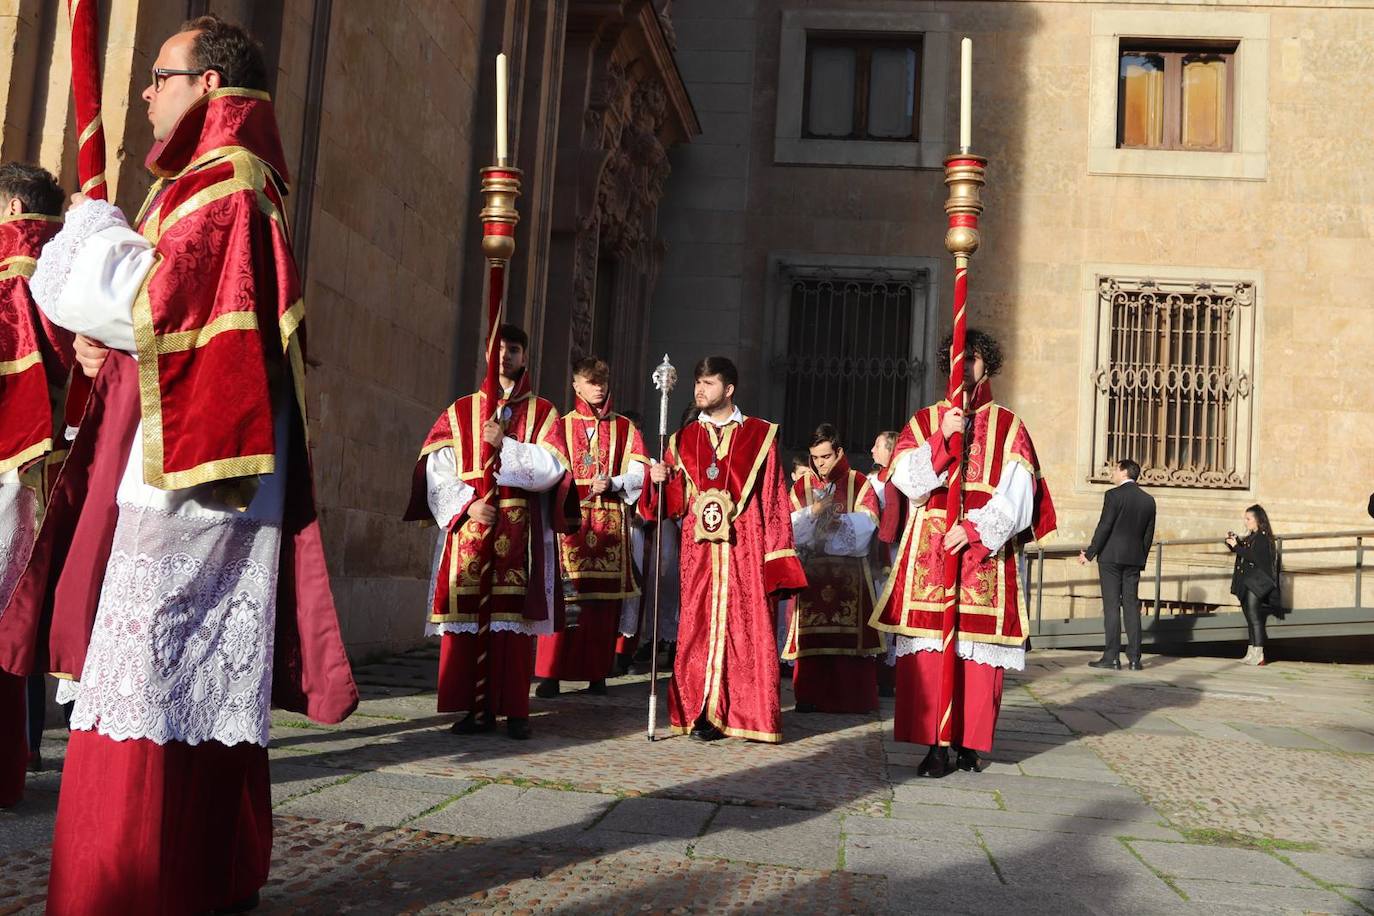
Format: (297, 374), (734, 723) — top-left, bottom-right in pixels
(803, 35), (922, 141)
(1117, 40), (1236, 151)
(777, 270), (928, 462)
(1090, 276), (1256, 489)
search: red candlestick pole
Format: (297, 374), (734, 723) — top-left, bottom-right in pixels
(937, 153), (986, 747)
(68, 0), (107, 200)
(472, 166), (522, 717)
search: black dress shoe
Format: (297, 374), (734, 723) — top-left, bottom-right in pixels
(795, 702), (817, 713)
(587, 679), (608, 695)
(506, 717), (531, 740)
(955, 747), (983, 772)
(451, 711), (494, 735)
(689, 719), (726, 742)
(1087, 658), (1121, 670)
(1128, 659), (1144, 671)
(917, 745), (952, 778)
(534, 678), (560, 698)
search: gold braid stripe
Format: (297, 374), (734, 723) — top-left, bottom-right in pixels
(0, 351), (41, 377)
(80, 173), (107, 194)
(154, 310), (259, 354)
(78, 112), (103, 147)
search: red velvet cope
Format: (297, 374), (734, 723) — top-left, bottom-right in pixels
(893, 651), (1004, 752)
(47, 731), (270, 916)
(437, 631), (535, 718)
(535, 601), (619, 682)
(792, 655), (879, 713)
(0, 672), (25, 807)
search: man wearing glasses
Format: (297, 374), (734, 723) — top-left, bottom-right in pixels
(0, 15), (356, 913)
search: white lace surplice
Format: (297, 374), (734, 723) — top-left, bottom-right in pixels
(888, 437), (1036, 671)
(422, 438), (565, 638)
(35, 200), (287, 747)
(0, 471), (38, 614)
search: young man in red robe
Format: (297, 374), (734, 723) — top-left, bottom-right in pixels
(872, 329), (1054, 777)
(536, 356), (647, 697)
(0, 17), (358, 912)
(406, 324), (575, 740)
(783, 423), (884, 713)
(646, 357), (806, 742)
(0, 163), (70, 808)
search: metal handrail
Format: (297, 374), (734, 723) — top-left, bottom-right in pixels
(1026, 529), (1372, 633)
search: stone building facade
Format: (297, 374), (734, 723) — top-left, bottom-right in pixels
(649, 0), (1374, 616)
(1, 0), (696, 656)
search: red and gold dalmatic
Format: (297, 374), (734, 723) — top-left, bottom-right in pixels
(871, 389), (1055, 751)
(0, 212), (70, 810)
(646, 416), (806, 742)
(535, 398), (647, 682)
(0, 214), (69, 479)
(783, 457), (885, 713)
(405, 376), (576, 716)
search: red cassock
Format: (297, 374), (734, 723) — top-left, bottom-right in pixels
(0, 212), (69, 808)
(536, 399), (647, 682)
(405, 377), (577, 718)
(783, 458), (885, 713)
(645, 416), (806, 742)
(872, 387), (1055, 751)
(0, 89), (358, 913)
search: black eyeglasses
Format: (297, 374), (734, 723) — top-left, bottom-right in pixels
(151, 67), (209, 92)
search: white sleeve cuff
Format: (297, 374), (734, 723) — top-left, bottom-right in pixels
(496, 438), (565, 492)
(891, 443), (946, 502)
(425, 447), (474, 528)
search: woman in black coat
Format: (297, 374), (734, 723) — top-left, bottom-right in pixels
(1225, 504), (1280, 666)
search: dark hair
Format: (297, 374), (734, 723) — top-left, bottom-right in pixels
(936, 327), (1004, 379)
(1117, 458), (1142, 481)
(180, 15), (268, 91)
(810, 423), (842, 451)
(678, 404), (699, 430)
(571, 355), (610, 385)
(1245, 504), (1275, 540)
(0, 162), (63, 216)
(693, 356), (738, 392)
(498, 324), (528, 350)
(790, 453), (810, 470)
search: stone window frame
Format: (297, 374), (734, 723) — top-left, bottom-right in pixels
(1089, 9), (1269, 181)
(1075, 262), (1264, 500)
(775, 10), (950, 169)
(760, 251), (943, 444)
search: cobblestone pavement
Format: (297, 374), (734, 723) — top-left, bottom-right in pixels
(3, 647), (1373, 914)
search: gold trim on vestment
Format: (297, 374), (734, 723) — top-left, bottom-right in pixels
(0, 439), (50, 477)
(154, 310), (259, 354)
(764, 548), (798, 562)
(0, 350), (41, 377)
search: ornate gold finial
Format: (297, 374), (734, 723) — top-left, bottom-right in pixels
(943, 153), (987, 261)
(479, 166), (523, 264)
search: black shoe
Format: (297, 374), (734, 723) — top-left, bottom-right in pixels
(534, 678), (560, 698)
(689, 719), (726, 742)
(212, 891), (261, 914)
(587, 679), (608, 695)
(1128, 659), (1144, 671)
(506, 717), (531, 740)
(451, 711), (494, 735)
(1088, 657), (1121, 670)
(795, 702), (817, 714)
(613, 653), (634, 676)
(917, 745), (952, 778)
(955, 747), (983, 772)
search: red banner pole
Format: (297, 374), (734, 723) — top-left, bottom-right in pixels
(937, 154), (987, 747)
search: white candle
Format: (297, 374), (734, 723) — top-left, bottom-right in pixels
(959, 37), (972, 151)
(496, 52), (509, 164)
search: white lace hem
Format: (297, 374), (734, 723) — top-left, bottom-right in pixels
(425, 620), (542, 637)
(30, 199), (129, 315)
(894, 635), (1026, 671)
(55, 677), (81, 706)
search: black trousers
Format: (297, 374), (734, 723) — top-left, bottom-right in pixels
(1240, 589), (1268, 647)
(26, 674), (45, 750)
(1099, 561), (1143, 662)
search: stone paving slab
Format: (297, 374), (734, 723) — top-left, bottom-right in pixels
(842, 813), (982, 844)
(932, 771), (1147, 801)
(0, 792), (57, 859)
(1166, 714), (1263, 743)
(889, 782), (1000, 809)
(888, 799), (1182, 841)
(693, 805), (842, 871)
(844, 833), (1000, 885)
(594, 797), (716, 838)
(1280, 850), (1374, 889)
(268, 761), (354, 806)
(408, 784), (615, 844)
(1129, 841), (1315, 888)
(1299, 726), (1374, 755)
(275, 779), (453, 828)
(996, 788), (1159, 822)
(1173, 878), (1366, 914)
(567, 827), (693, 859)
(1228, 722), (1336, 751)
(346, 770), (477, 797)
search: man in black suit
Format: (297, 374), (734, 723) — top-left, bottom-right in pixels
(1079, 459), (1156, 670)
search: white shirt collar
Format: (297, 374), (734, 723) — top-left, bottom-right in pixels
(698, 406), (744, 427)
